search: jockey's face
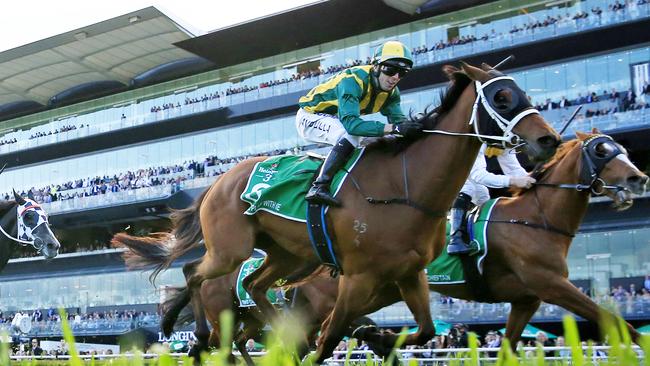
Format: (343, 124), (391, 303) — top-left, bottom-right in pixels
(374, 64), (408, 92)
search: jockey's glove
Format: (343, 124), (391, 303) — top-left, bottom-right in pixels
(391, 121), (423, 139)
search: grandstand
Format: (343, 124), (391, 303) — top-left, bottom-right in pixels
(0, 0), (649, 351)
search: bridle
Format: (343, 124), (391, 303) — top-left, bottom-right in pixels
(0, 198), (51, 252)
(423, 75), (540, 149)
(533, 134), (628, 195)
(485, 135), (629, 238)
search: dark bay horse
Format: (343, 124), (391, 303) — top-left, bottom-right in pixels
(0, 192), (60, 272)
(112, 62), (560, 361)
(352, 130), (649, 353)
(192, 268), (375, 366)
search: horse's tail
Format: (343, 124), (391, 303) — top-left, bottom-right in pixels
(111, 187), (210, 282)
(166, 186), (210, 264)
(111, 231), (173, 283)
(160, 286), (192, 337)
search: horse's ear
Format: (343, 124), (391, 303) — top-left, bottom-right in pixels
(460, 61), (489, 82)
(442, 65), (460, 80)
(575, 131), (588, 140)
(591, 127), (601, 134)
(13, 189), (25, 205)
(480, 62), (493, 72)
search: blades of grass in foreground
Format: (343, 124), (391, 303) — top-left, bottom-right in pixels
(58, 308), (83, 366)
(640, 333), (650, 366)
(468, 332), (479, 366)
(1, 331), (10, 366)
(563, 315), (584, 366)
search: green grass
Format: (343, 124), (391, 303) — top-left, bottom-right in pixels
(3, 310), (648, 365)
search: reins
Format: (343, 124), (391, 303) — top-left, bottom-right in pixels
(478, 134), (631, 238)
(345, 153), (447, 219)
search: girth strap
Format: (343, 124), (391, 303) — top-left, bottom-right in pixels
(305, 202), (342, 275)
(459, 255), (495, 303)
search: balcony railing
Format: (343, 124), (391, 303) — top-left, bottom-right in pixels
(1, 2), (648, 155)
(369, 295), (650, 326)
(0, 297), (647, 337)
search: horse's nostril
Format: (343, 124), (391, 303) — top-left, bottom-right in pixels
(537, 135), (559, 148)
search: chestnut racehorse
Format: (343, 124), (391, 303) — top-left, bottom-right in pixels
(191, 131), (649, 361)
(349, 130), (649, 355)
(113, 62), (560, 361)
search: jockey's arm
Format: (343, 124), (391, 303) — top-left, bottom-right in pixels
(337, 78), (386, 137)
(468, 146), (511, 188)
(496, 148), (528, 177)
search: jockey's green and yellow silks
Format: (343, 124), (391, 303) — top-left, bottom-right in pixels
(240, 150), (364, 222)
(298, 65), (406, 137)
(425, 198), (500, 284)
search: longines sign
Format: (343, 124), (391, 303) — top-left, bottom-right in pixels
(157, 331), (197, 342)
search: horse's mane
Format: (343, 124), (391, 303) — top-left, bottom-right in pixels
(0, 200), (17, 271)
(511, 139), (582, 196)
(0, 200), (16, 214)
(365, 66), (472, 154)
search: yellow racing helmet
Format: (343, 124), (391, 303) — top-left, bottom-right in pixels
(372, 41), (413, 69)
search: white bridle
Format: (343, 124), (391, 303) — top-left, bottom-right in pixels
(424, 76), (540, 148)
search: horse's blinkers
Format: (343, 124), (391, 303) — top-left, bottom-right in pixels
(579, 135), (625, 194)
(474, 76), (539, 148)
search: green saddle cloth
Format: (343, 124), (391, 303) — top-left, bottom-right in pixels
(236, 257), (283, 308)
(240, 149), (364, 222)
(425, 198), (501, 285)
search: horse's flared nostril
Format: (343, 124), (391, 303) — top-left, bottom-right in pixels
(627, 175), (649, 192)
(537, 135), (560, 149)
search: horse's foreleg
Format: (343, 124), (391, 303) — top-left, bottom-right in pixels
(242, 255), (313, 356)
(504, 300), (541, 351)
(538, 278), (641, 343)
(315, 274), (380, 364)
(234, 317), (264, 366)
(395, 270), (436, 346)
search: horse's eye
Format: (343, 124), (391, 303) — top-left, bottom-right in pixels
(23, 211), (38, 227)
(595, 142), (615, 158)
(493, 89), (512, 109)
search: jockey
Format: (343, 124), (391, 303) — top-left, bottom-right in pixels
(296, 40), (423, 207)
(447, 145), (536, 255)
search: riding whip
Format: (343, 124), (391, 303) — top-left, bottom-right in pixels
(559, 105), (583, 136)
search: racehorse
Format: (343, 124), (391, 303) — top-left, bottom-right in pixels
(0, 191), (60, 272)
(194, 130), (649, 361)
(190, 268), (375, 365)
(116, 240), (372, 365)
(112, 61), (560, 362)
(350, 130), (649, 353)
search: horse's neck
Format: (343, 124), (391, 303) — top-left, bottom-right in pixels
(409, 85), (482, 211)
(0, 206), (16, 272)
(525, 147), (590, 237)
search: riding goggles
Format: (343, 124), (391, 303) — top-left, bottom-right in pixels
(380, 64), (410, 78)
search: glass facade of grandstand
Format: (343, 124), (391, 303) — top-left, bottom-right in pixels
(1, 227), (648, 311)
(3, 43), (650, 196)
(0, 0), (649, 316)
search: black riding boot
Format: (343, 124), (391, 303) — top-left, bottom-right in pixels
(447, 193), (474, 255)
(305, 138), (355, 207)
